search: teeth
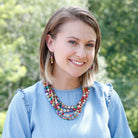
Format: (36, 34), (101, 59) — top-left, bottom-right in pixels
(72, 60), (84, 65)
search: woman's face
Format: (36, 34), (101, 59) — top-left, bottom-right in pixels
(47, 20), (96, 79)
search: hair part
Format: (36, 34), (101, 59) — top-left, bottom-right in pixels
(39, 6), (101, 87)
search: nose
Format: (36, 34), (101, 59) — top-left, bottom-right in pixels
(76, 45), (86, 58)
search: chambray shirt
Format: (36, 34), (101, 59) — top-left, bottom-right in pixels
(2, 81), (134, 138)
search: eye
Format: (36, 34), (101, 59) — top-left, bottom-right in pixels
(69, 40), (77, 45)
(86, 43), (94, 47)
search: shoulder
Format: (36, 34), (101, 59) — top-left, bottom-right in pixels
(15, 80), (43, 99)
(93, 81), (113, 97)
(22, 80), (43, 95)
(93, 81), (120, 107)
(12, 81), (44, 112)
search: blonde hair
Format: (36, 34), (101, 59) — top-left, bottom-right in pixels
(39, 6), (101, 87)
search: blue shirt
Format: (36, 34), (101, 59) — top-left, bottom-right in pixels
(2, 81), (134, 138)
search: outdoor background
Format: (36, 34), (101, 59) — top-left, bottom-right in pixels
(0, 0), (137, 137)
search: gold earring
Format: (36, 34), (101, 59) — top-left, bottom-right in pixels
(51, 53), (54, 64)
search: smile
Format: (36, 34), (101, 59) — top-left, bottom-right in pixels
(70, 59), (85, 66)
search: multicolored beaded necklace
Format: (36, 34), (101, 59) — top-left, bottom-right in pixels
(43, 81), (90, 120)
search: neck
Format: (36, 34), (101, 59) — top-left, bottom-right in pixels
(52, 75), (81, 90)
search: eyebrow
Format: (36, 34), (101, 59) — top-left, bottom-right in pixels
(66, 36), (96, 43)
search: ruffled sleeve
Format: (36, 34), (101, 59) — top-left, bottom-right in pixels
(104, 84), (134, 138)
(2, 89), (31, 138)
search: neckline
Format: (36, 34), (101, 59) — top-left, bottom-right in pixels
(53, 86), (82, 93)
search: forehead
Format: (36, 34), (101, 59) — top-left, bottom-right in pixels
(57, 20), (96, 41)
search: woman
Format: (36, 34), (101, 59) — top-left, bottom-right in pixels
(2, 6), (134, 138)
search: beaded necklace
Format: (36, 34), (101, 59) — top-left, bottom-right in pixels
(43, 81), (90, 120)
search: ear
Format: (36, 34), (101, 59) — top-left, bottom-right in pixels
(46, 34), (54, 52)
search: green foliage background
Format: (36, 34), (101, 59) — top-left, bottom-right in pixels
(0, 0), (137, 137)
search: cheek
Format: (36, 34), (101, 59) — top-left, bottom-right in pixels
(88, 50), (95, 60)
(54, 50), (68, 63)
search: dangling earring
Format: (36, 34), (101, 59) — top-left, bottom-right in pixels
(50, 53), (54, 64)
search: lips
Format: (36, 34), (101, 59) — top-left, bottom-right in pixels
(69, 59), (85, 66)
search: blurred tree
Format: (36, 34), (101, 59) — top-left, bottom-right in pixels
(0, 0), (29, 109)
(87, 0), (138, 136)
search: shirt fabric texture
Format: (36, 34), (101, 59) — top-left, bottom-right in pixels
(2, 81), (134, 138)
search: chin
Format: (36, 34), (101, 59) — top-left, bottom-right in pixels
(70, 72), (84, 78)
